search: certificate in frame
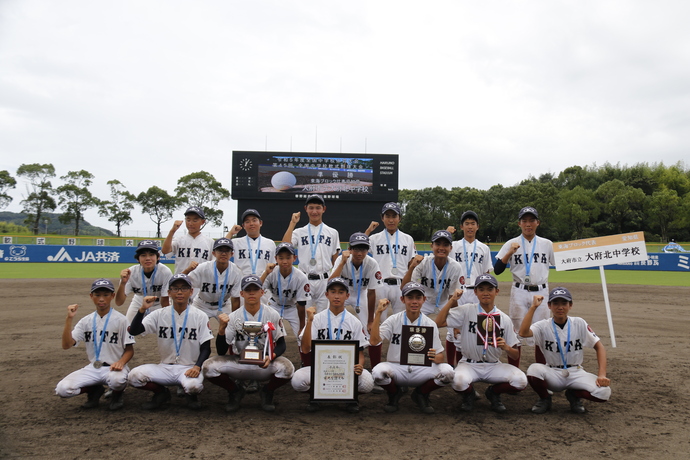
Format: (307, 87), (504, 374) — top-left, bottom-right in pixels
(310, 340), (359, 402)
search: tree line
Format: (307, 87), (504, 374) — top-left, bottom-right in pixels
(397, 163), (690, 243)
(1, 162), (688, 242)
(0, 165), (229, 237)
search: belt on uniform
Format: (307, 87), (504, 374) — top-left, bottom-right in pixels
(464, 359), (498, 364)
(515, 283), (547, 291)
(383, 278), (400, 285)
(205, 301), (220, 306)
(307, 273), (329, 280)
(549, 364), (579, 369)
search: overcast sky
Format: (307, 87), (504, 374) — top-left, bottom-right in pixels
(1, 1), (689, 236)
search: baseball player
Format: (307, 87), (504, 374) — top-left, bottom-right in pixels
(115, 240), (173, 323)
(260, 242), (310, 364)
(494, 206), (555, 366)
(202, 275), (295, 413)
(127, 274), (214, 410)
(402, 230), (462, 316)
(365, 202), (418, 319)
(519, 287), (612, 414)
(55, 279), (135, 411)
(282, 194), (341, 312)
(370, 282), (455, 414)
(225, 208), (277, 277)
(184, 238), (242, 318)
(291, 277), (374, 413)
(162, 206), (215, 275)
(436, 274), (527, 413)
(445, 210), (494, 366)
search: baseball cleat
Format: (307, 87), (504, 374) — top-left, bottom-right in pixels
(384, 387), (404, 413)
(225, 387), (246, 413)
(259, 386), (276, 412)
(186, 394), (202, 411)
(460, 389), (477, 412)
(81, 385), (105, 409)
(411, 388), (435, 414)
(346, 402), (360, 414)
(565, 389), (586, 414)
(306, 402), (320, 412)
(245, 379), (260, 394)
(108, 391), (125, 411)
(531, 397), (552, 414)
(485, 385), (507, 413)
(142, 387), (171, 410)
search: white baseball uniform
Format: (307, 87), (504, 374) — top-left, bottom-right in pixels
(369, 229), (417, 317)
(446, 303), (527, 392)
(410, 256), (462, 315)
(372, 312), (454, 388)
(127, 306), (213, 394)
(263, 267), (311, 338)
(331, 254), (383, 334)
(526, 317), (611, 400)
(123, 263), (173, 323)
(202, 305), (294, 382)
(291, 308), (374, 393)
(231, 235), (277, 276)
(168, 232), (215, 274)
(292, 223), (341, 312)
(55, 308), (135, 397)
(187, 260), (242, 318)
(497, 235), (555, 344)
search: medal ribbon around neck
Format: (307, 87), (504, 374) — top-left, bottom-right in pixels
(171, 305), (190, 361)
(351, 260), (365, 309)
(140, 264), (158, 297)
(521, 235), (537, 282)
(463, 239), (476, 284)
(431, 260), (449, 309)
(92, 308), (113, 364)
(246, 236), (262, 275)
(384, 229), (399, 274)
(243, 304), (264, 323)
(214, 264), (230, 313)
(277, 269), (293, 318)
(403, 313), (422, 326)
(327, 309), (347, 340)
(552, 318), (572, 368)
(478, 304), (499, 359)
(307, 223), (324, 267)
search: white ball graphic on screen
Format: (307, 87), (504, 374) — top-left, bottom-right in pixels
(271, 171), (297, 191)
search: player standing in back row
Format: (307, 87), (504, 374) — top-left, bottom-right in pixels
(162, 206), (215, 275)
(225, 208), (276, 277)
(494, 206), (554, 367)
(283, 194), (341, 312)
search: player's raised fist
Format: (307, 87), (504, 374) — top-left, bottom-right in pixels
(290, 212), (301, 224)
(366, 221), (379, 233)
(306, 306), (317, 321)
(120, 268), (131, 283)
(218, 313), (230, 327)
(450, 288), (463, 303)
(340, 250), (351, 262)
(185, 261), (199, 273)
(66, 304), (79, 318)
(509, 242), (520, 254)
(172, 220), (183, 230)
(230, 224), (242, 236)
(142, 296), (157, 310)
(264, 263), (276, 273)
(377, 298), (390, 313)
(446, 225), (456, 234)
(411, 254), (424, 267)
(531, 295), (544, 308)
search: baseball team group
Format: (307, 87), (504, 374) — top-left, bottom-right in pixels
(55, 194), (612, 415)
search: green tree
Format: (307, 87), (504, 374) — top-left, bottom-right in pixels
(17, 163), (57, 235)
(99, 179), (136, 237)
(175, 171), (230, 227)
(646, 188), (681, 242)
(56, 170), (100, 236)
(595, 179), (646, 234)
(137, 186), (180, 238)
(0, 170), (17, 209)
(398, 186), (452, 240)
(482, 184), (514, 243)
(555, 186), (600, 239)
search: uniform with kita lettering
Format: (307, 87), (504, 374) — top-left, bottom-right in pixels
(292, 223), (340, 311)
(202, 305), (294, 382)
(496, 234), (554, 339)
(123, 263), (173, 323)
(447, 303), (527, 393)
(331, 254), (382, 333)
(372, 311), (454, 388)
(232, 235), (276, 276)
(369, 229), (417, 317)
(188, 260), (243, 318)
(127, 305), (213, 394)
(263, 267), (311, 339)
(168, 232), (215, 275)
(527, 317), (611, 401)
(291, 308), (374, 393)
(55, 309), (135, 397)
(410, 256), (462, 315)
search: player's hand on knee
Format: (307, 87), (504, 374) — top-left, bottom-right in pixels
(354, 363), (363, 375)
(110, 360), (124, 372)
(597, 375), (610, 387)
(66, 304), (79, 318)
(185, 366), (201, 378)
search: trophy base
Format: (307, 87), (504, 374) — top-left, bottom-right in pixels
(239, 349), (265, 365)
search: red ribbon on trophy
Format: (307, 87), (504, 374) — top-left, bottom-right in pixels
(262, 322), (276, 359)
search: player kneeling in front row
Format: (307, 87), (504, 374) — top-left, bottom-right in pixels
(291, 277), (373, 413)
(519, 288), (611, 414)
(55, 279), (135, 411)
(128, 274), (213, 410)
(202, 275), (295, 413)
(436, 274), (527, 413)
(370, 282), (454, 414)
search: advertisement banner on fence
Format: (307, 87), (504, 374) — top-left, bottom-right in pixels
(0, 245), (174, 263)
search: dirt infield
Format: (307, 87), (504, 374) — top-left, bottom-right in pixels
(1, 278), (688, 459)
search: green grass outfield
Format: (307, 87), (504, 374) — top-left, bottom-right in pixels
(0, 263), (687, 286)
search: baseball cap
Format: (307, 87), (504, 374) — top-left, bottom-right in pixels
(241, 208), (261, 222)
(431, 230), (453, 244)
(241, 275), (263, 290)
(275, 242), (296, 256)
(518, 206), (539, 220)
(213, 238), (234, 251)
(169, 273), (193, 288)
(185, 206), (206, 219)
(326, 277), (349, 293)
(474, 273), (498, 288)
(305, 194), (325, 206)
(135, 240), (159, 259)
(548, 287), (573, 302)
(461, 210), (479, 224)
(349, 232), (370, 248)
(90, 278), (115, 293)
(401, 281), (425, 296)
(381, 202), (402, 216)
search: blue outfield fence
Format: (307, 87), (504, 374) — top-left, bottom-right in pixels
(1, 244), (689, 272)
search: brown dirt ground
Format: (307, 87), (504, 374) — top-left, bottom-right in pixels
(0, 278), (688, 460)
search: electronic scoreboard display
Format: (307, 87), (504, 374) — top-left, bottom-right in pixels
(232, 151), (398, 202)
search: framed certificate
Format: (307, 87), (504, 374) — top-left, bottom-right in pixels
(310, 340), (359, 402)
(400, 325), (433, 367)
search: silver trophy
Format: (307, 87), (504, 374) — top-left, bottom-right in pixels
(239, 321), (265, 365)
